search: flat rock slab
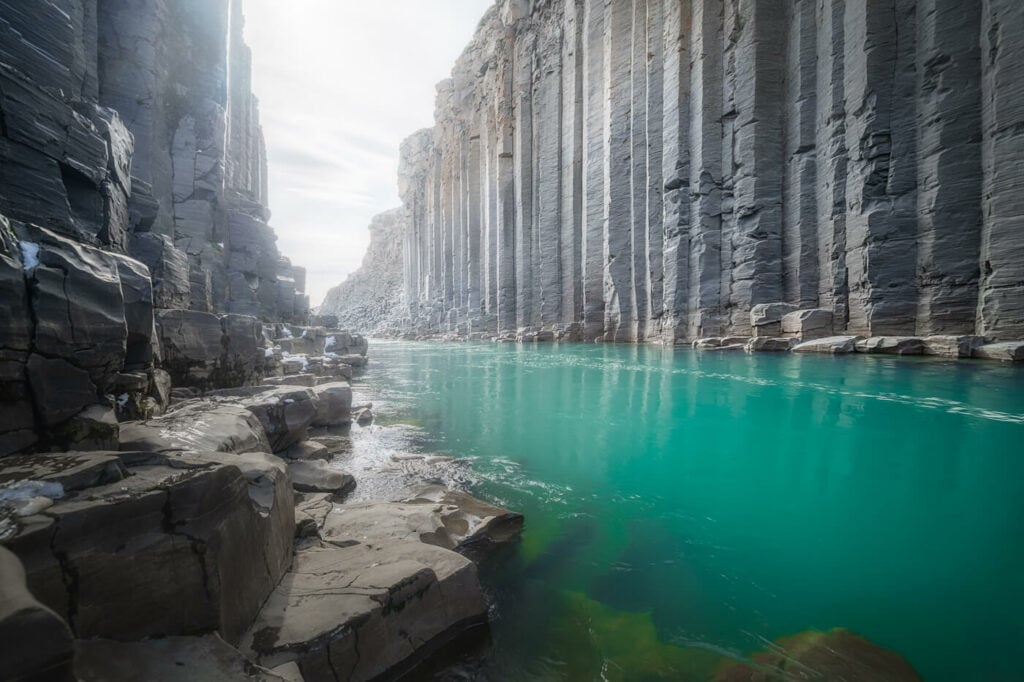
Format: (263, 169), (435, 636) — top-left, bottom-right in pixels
(243, 542), (486, 682)
(921, 335), (986, 358)
(3, 451), (294, 644)
(0, 451), (126, 493)
(973, 341), (1024, 362)
(118, 401), (271, 453)
(855, 337), (925, 355)
(792, 336), (863, 354)
(287, 459), (354, 495)
(75, 634), (288, 681)
(322, 486), (523, 558)
(745, 337), (796, 352)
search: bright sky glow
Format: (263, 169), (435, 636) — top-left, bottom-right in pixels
(243, 0), (493, 306)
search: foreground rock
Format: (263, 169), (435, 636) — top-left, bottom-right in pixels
(714, 627), (921, 681)
(0, 546), (74, 681)
(76, 635), (288, 682)
(243, 542), (487, 682)
(2, 451), (293, 644)
(286, 460), (355, 495)
(118, 401), (271, 453)
(321, 485), (524, 559)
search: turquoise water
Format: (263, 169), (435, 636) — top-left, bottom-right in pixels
(356, 342), (1024, 681)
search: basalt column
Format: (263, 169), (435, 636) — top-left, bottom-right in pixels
(397, 0), (1024, 342)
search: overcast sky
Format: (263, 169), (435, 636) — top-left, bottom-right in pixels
(243, 0), (493, 306)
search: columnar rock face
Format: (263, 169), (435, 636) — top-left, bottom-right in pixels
(319, 208), (406, 335)
(0, 0), (310, 455)
(0, 0), (308, 324)
(398, 0), (1024, 342)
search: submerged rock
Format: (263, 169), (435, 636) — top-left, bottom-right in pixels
(714, 627), (922, 681)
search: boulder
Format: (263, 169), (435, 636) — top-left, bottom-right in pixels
(749, 302), (798, 337)
(745, 337), (796, 352)
(47, 404), (119, 452)
(322, 486), (523, 559)
(973, 341), (1024, 362)
(855, 337), (926, 355)
(781, 309), (834, 340)
(312, 382), (353, 427)
(332, 354), (367, 369)
(287, 460), (354, 495)
(236, 387), (319, 453)
(353, 406), (374, 426)
(75, 634), (289, 682)
(792, 336), (862, 354)
(0, 546), (74, 681)
(281, 441), (330, 461)
(263, 374), (317, 388)
(118, 401), (271, 454)
(2, 451), (294, 645)
(921, 335), (986, 359)
(243, 542), (487, 681)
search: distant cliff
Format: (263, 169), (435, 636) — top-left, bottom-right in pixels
(320, 208), (405, 335)
(396, 0), (1024, 342)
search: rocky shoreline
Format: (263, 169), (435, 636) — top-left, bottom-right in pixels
(391, 302), (1024, 364)
(1, 327), (524, 681)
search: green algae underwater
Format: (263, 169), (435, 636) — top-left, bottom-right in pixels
(355, 341), (1024, 681)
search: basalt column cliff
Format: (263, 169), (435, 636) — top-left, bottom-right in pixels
(398, 0), (1024, 343)
(0, 0), (310, 456)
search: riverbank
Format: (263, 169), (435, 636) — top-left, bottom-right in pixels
(0, 331), (524, 681)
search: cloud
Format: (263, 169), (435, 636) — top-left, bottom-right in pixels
(243, 0), (493, 306)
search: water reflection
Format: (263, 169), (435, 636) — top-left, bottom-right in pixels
(352, 341), (1024, 681)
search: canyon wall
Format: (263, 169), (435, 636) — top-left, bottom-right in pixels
(0, 0), (309, 456)
(398, 0), (1024, 342)
(319, 207), (406, 335)
(0, 0), (307, 321)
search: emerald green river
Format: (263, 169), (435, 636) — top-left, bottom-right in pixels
(351, 341), (1024, 681)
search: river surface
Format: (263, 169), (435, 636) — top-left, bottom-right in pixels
(347, 341), (1024, 681)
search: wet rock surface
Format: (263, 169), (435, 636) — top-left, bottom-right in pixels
(243, 541), (487, 682)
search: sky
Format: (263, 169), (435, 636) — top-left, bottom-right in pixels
(243, 0), (493, 306)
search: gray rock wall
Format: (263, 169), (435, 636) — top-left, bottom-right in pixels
(320, 208), (406, 335)
(0, 0), (310, 455)
(0, 0), (307, 324)
(398, 0), (1024, 341)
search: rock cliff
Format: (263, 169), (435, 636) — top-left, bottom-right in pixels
(0, 0), (312, 457)
(319, 207), (405, 335)
(397, 0), (1024, 343)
